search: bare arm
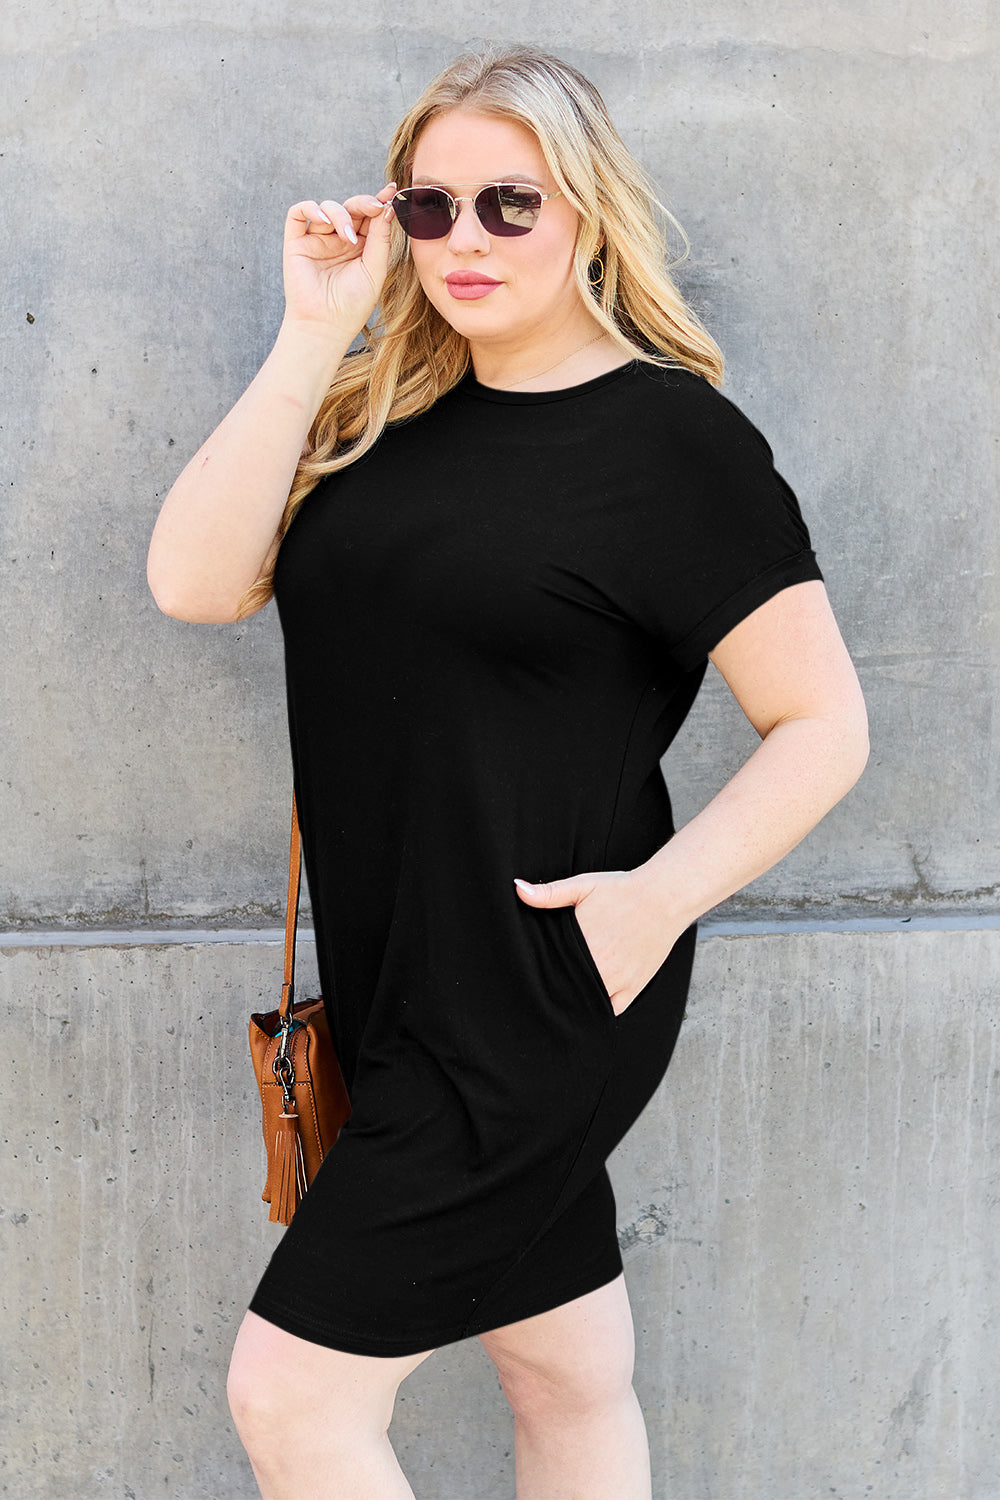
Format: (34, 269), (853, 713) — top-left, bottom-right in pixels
(146, 187), (397, 623)
(634, 578), (869, 924)
(146, 322), (351, 621)
(514, 580), (870, 1009)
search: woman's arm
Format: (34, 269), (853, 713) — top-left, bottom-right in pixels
(636, 578), (869, 927)
(514, 580), (869, 1008)
(146, 321), (352, 622)
(146, 189), (396, 623)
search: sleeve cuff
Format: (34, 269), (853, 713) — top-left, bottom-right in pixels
(670, 549), (825, 673)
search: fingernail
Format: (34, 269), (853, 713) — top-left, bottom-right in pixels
(316, 209), (332, 225)
(514, 879), (535, 894)
(384, 204), (395, 220)
(344, 222), (358, 244)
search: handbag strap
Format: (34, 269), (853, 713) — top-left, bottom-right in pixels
(278, 791), (301, 1027)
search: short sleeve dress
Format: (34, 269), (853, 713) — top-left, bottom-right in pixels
(247, 359), (823, 1357)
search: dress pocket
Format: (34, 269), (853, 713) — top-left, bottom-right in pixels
(567, 904), (615, 1010)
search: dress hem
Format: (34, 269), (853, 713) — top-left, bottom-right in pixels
(247, 1249), (625, 1359)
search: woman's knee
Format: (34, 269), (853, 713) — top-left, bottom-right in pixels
(496, 1341), (635, 1421)
(226, 1314), (316, 1448)
(481, 1279), (637, 1420)
(226, 1310), (430, 1452)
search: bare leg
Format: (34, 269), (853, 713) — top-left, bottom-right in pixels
(479, 1272), (652, 1500)
(227, 1310), (435, 1499)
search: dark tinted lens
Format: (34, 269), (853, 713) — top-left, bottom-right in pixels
(393, 187), (454, 239)
(478, 184), (543, 236)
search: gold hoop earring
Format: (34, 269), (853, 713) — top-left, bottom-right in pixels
(588, 255), (605, 288)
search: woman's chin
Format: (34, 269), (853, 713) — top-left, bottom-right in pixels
(436, 307), (518, 344)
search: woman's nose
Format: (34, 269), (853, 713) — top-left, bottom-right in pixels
(446, 196), (491, 253)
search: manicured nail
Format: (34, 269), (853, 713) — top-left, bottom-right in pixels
(343, 222), (358, 244)
(315, 208), (333, 224)
(514, 879), (536, 893)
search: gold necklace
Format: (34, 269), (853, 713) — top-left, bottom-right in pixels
(491, 331), (609, 391)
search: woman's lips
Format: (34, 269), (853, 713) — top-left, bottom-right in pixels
(445, 272), (502, 301)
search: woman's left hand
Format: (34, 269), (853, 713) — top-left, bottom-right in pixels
(513, 868), (686, 1016)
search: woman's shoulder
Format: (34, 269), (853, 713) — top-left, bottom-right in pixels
(629, 360), (776, 461)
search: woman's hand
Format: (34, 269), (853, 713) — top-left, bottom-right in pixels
(513, 868), (687, 1016)
(281, 184), (398, 341)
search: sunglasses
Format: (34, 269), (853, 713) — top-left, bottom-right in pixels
(390, 182), (562, 240)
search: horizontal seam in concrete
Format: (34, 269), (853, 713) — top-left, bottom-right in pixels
(700, 914), (1000, 935)
(0, 927), (308, 948)
(2, 914), (999, 949)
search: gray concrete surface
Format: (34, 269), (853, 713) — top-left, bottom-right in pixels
(3, 3), (999, 1497)
(3, 3), (998, 927)
(3, 925), (997, 1498)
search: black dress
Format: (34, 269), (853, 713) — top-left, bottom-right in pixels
(247, 360), (822, 1356)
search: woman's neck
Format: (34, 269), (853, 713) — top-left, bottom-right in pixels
(469, 321), (633, 393)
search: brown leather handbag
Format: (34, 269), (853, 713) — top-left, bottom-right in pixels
(249, 794), (351, 1225)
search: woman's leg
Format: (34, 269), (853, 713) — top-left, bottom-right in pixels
(227, 1310), (436, 1499)
(478, 1272), (651, 1500)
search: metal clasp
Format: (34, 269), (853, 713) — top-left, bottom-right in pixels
(272, 1016), (301, 1107)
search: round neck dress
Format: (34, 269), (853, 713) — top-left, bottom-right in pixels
(247, 359), (823, 1357)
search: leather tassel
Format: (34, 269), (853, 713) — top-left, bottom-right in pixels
(270, 1109), (307, 1226)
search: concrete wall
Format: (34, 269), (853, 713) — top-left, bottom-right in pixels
(4, 0), (998, 926)
(3, 3), (998, 1497)
(3, 925), (997, 1497)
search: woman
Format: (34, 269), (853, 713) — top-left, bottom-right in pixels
(148, 43), (868, 1500)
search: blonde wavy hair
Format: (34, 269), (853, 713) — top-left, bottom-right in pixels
(238, 43), (724, 617)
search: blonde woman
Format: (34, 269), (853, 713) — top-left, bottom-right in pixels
(148, 44), (868, 1500)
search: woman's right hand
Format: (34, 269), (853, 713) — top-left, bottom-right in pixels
(281, 183), (398, 341)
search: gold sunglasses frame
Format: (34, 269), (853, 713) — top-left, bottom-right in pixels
(392, 182), (563, 236)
